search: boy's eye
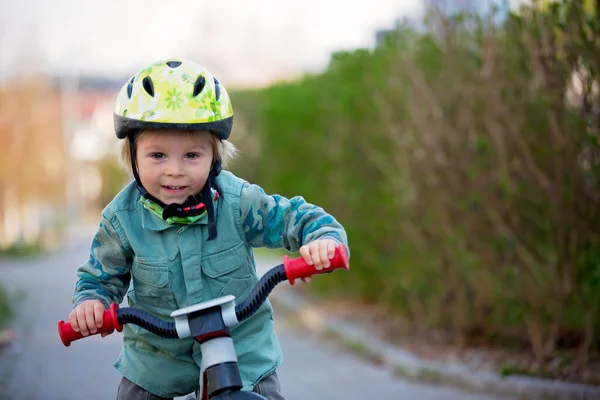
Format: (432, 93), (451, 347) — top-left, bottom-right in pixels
(150, 153), (165, 159)
(185, 152), (200, 159)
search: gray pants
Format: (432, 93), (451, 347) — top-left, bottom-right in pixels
(116, 370), (285, 400)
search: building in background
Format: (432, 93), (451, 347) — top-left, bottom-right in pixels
(0, 73), (123, 251)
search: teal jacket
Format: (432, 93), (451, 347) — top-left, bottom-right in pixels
(72, 171), (349, 397)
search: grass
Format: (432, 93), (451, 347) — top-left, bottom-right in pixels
(0, 242), (43, 259)
(0, 284), (12, 330)
(323, 326), (385, 365)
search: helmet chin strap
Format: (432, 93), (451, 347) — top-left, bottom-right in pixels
(129, 135), (220, 240)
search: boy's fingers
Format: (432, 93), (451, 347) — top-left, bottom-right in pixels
(85, 307), (97, 334)
(299, 246), (313, 265)
(319, 244), (329, 268)
(310, 245), (323, 270)
(94, 302), (105, 328)
(76, 308), (89, 336)
(68, 311), (79, 332)
(327, 241), (337, 259)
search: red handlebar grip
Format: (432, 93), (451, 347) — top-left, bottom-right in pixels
(58, 303), (123, 347)
(284, 245), (349, 285)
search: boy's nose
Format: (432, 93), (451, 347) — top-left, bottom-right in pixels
(165, 160), (184, 176)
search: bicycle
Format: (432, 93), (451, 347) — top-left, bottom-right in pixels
(58, 246), (349, 400)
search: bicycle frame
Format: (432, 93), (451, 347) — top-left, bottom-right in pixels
(58, 246), (349, 400)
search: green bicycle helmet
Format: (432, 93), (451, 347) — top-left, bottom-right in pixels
(113, 58), (235, 240)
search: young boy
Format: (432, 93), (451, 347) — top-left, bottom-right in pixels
(68, 58), (349, 399)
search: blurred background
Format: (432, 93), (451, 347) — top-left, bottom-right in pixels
(1, 0), (599, 393)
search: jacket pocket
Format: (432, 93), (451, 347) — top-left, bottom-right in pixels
(201, 242), (256, 299)
(131, 256), (176, 310)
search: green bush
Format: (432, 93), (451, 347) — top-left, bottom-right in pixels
(231, 0), (600, 367)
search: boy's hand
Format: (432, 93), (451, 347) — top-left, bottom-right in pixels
(68, 299), (111, 337)
(298, 239), (339, 283)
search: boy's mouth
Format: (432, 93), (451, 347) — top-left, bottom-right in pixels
(161, 185), (187, 194)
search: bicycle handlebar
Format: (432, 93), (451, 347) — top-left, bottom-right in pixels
(283, 247), (348, 285)
(58, 246), (349, 347)
(58, 303), (123, 346)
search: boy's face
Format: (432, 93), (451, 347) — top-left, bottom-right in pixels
(136, 130), (214, 205)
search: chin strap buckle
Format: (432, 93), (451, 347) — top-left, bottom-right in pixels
(162, 202), (207, 220)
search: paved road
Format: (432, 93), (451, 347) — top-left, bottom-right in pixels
(0, 228), (504, 400)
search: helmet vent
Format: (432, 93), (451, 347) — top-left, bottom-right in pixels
(126, 76), (135, 99)
(193, 75), (206, 97)
(214, 78), (221, 101)
(142, 76), (155, 97)
(166, 60), (182, 68)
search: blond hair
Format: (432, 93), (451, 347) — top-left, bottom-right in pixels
(119, 130), (238, 177)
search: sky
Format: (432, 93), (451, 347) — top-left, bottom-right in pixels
(0, 0), (428, 88)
